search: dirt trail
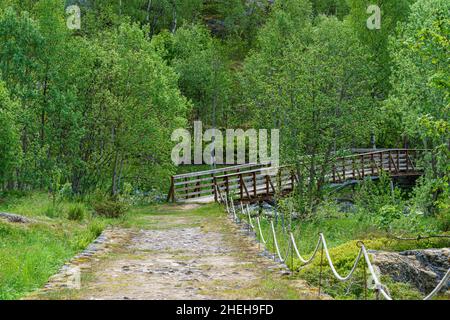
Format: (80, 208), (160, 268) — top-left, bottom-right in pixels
(31, 204), (319, 300)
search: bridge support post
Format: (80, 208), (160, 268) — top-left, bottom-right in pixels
(239, 175), (244, 201)
(253, 172), (257, 199)
(213, 177), (218, 203)
(167, 176), (175, 202)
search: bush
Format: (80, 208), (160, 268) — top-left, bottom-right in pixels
(354, 173), (403, 215)
(436, 209), (450, 232)
(59, 182), (74, 200)
(93, 200), (128, 218)
(128, 188), (166, 206)
(67, 203), (86, 221)
(377, 204), (402, 231)
(44, 204), (62, 218)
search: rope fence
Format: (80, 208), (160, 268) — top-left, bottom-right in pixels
(219, 195), (450, 300)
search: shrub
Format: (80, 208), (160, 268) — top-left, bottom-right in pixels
(59, 182), (74, 200)
(436, 209), (450, 232)
(44, 204), (61, 218)
(93, 200), (128, 218)
(67, 203), (86, 221)
(377, 204), (402, 231)
(129, 188), (166, 206)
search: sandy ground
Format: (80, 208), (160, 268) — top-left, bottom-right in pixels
(30, 204), (319, 300)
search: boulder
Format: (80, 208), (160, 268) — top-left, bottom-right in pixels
(260, 202), (274, 211)
(370, 248), (450, 293)
(0, 212), (33, 224)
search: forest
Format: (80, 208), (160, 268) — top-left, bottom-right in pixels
(0, 0), (448, 301)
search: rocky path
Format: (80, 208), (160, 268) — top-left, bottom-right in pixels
(30, 204), (318, 300)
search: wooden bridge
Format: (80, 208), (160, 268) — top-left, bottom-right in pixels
(168, 149), (426, 203)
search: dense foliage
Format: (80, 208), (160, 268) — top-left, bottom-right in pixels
(0, 1), (448, 302)
(0, 0), (448, 215)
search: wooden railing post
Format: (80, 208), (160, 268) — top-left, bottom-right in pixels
(291, 170), (295, 191)
(361, 155), (365, 179)
(342, 158), (346, 181)
(405, 150), (409, 172)
(352, 158), (356, 180)
(379, 151), (383, 174)
(388, 150), (392, 172)
(167, 176), (175, 202)
(253, 172), (257, 198)
(371, 153), (375, 175)
(185, 177), (189, 199)
(213, 177), (218, 202)
(196, 180), (201, 196)
(239, 175), (244, 200)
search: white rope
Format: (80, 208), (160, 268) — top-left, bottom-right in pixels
(214, 185), (219, 203)
(320, 234), (364, 282)
(424, 268), (450, 300)
(216, 185), (224, 204)
(231, 199), (238, 222)
(360, 245), (393, 300)
(245, 203), (255, 229)
(229, 196), (234, 218)
(224, 195), (230, 215)
(271, 221), (285, 262)
(256, 217), (267, 244)
(290, 232), (322, 265)
(223, 204), (449, 300)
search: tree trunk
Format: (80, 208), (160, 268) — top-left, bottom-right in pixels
(171, 0), (177, 33)
(111, 152), (120, 197)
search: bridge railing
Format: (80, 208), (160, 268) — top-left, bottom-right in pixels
(213, 166), (297, 202)
(330, 149), (426, 184)
(168, 162), (271, 202)
(168, 149), (427, 202)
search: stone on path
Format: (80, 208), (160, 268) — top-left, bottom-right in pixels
(30, 205), (319, 300)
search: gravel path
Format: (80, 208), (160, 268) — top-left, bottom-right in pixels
(31, 204), (318, 300)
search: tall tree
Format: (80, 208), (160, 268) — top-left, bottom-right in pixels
(241, 4), (376, 212)
(79, 0), (203, 37)
(384, 0), (449, 213)
(152, 24), (232, 127)
(313, 0), (349, 19)
(0, 81), (20, 187)
(346, 0), (414, 102)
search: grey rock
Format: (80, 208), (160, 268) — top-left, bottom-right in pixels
(0, 212), (34, 223)
(370, 248), (450, 293)
(261, 202), (274, 210)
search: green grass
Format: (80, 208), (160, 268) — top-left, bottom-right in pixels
(0, 218), (107, 300)
(0, 194), (224, 300)
(1, 189), (447, 300)
(0, 192), (120, 300)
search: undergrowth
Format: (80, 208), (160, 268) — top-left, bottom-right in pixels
(0, 192), (123, 300)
